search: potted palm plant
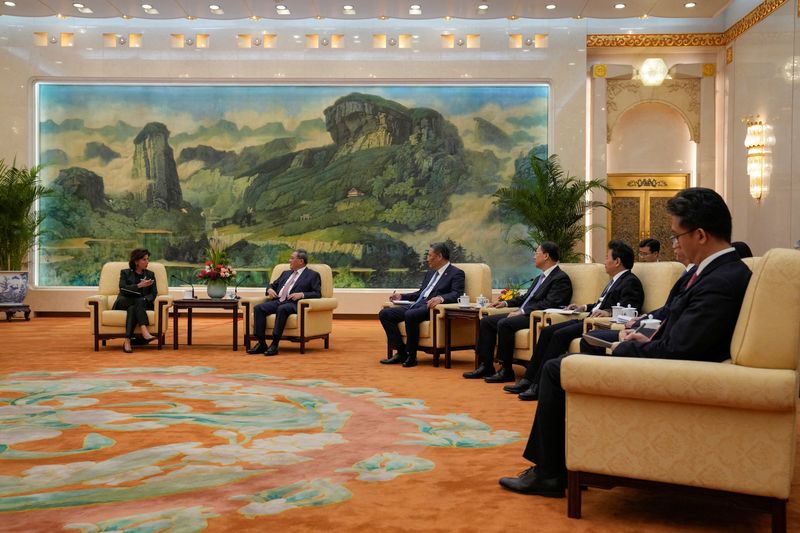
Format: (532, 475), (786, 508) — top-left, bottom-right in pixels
(0, 159), (50, 306)
(494, 154), (611, 262)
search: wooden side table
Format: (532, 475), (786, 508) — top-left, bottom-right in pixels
(442, 305), (482, 369)
(1, 304), (31, 321)
(172, 298), (241, 351)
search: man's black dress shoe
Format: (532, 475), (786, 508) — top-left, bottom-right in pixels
(247, 342), (268, 355)
(380, 353), (407, 365)
(518, 383), (539, 401)
(499, 467), (565, 497)
(264, 344), (279, 356)
(463, 364), (495, 379)
(401, 356), (417, 367)
(503, 377), (532, 394)
(484, 368), (516, 383)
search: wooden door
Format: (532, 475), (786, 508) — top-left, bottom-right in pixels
(607, 174), (689, 262)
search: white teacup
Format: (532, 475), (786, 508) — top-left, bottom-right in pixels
(457, 295), (470, 306)
(476, 295), (489, 308)
(183, 289), (193, 299)
(620, 306), (638, 318)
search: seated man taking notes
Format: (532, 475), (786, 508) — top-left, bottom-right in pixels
(379, 242), (465, 368)
(463, 241), (572, 383)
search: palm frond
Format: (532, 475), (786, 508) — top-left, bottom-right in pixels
(494, 154), (611, 262)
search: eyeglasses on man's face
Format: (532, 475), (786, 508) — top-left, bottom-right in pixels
(670, 229), (696, 246)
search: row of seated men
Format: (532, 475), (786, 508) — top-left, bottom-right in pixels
(377, 186), (753, 498)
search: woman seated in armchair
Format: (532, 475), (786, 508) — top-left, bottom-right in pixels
(114, 248), (158, 353)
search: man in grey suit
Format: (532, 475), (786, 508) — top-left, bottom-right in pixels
(464, 241), (572, 383)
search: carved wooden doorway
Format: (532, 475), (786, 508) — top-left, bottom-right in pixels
(606, 174), (689, 262)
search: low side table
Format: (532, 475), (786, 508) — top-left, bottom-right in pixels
(443, 305), (483, 369)
(172, 298), (241, 351)
(1, 304), (31, 321)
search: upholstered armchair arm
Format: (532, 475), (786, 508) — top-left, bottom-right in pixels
(300, 297), (338, 312)
(85, 294), (109, 312)
(583, 316), (621, 332)
(478, 306), (517, 317)
(561, 354), (797, 411)
(545, 311), (588, 326)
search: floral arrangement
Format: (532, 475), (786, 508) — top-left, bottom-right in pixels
(197, 242), (237, 282)
(498, 282), (523, 302)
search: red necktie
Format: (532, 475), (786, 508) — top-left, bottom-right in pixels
(686, 272), (698, 288)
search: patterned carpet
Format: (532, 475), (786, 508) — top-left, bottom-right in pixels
(0, 365), (517, 531)
(0, 317), (795, 532)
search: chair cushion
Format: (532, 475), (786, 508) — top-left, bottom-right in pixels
(101, 309), (155, 327)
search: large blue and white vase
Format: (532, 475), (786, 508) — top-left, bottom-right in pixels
(206, 279), (227, 299)
(0, 271), (28, 304)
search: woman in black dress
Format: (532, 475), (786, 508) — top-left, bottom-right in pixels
(113, 248), (158, 353)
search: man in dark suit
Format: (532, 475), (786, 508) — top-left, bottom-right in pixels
(379, 242), (466, 368)
(504, 240), (644, 400)
(247, 248), (322, 356)
(463, 241), (572, 383)
(579, 247), (695, 354)
(499, 187), (752, 498)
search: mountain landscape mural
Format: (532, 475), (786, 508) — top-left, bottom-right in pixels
(37, 84), (549, 288)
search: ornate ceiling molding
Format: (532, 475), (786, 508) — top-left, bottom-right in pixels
(587, 0), (788, 48)
(587, 33), (725, 47)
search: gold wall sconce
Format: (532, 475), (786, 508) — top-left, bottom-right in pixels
(743, 116), (774, 200)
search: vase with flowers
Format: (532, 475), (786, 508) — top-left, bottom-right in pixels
(198, 243), (237, 299)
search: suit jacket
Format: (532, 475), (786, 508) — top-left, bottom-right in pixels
(507, 266), (573, 314)
(613, 251), (751, 361)
(267, 267), (322, 300)
(402, 263), (465, 305)
(585, 270), (644, 313)
(116, 268), (157, 303)
(643, 265), (697, 321)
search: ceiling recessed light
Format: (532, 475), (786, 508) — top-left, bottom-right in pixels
(684, 2), (696, 7)
(614, 3), (626, 8)
(315, 14), (324, 19)
(72, 2), (85, 7)
(443, 15), (452, 20)
(209, 4), (220, 10)
(546, 4), (556, 9)
(478, 3), (489, 10)
(507, 14), (518, 20)
(410, 4), (421, 8)
(379, 15), (389, 19)
(250, 15), (260, 20)
(141, 3), (152, 9)
(276, 4), (286, 9)
(343, 4), (354, 9)
(185, 15), (196, 20)
(409, 4), (422, 14)
(3, 1), (16, 6)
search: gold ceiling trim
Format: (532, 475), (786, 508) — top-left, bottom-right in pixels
(722, 0), (787, 42)
(587, 0), (787, 48)
(587, 33), (724, 47)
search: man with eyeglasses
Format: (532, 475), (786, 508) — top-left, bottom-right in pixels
(499, 187), (752, 498)
(638, 238), (661, 262)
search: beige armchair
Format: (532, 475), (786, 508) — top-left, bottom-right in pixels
(86, 261), (172, 350)
(562, 249), (800, 532)
(242, 263), (337, 353)
(386, 263), (492, 368)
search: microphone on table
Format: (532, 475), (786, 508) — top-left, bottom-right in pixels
(171, 274), (197, 299)
(233, 275), (250, 299)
